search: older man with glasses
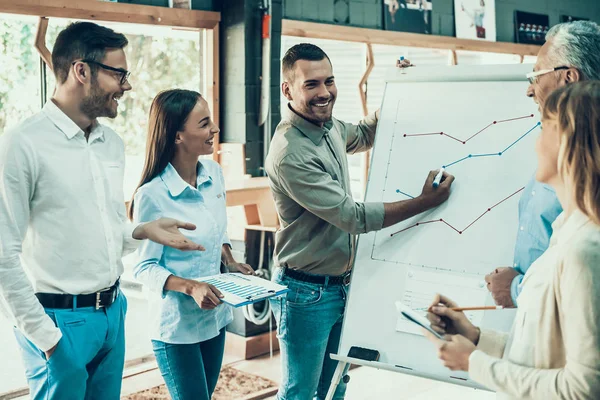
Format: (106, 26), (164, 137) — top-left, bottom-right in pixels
(485, 20), (600, 308)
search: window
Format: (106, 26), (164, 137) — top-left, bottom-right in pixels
(0, 14), (43, 134)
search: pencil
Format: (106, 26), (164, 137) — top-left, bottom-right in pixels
(450, 306), (504, 311)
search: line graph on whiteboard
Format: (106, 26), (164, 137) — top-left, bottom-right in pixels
(368, 90), (540, 274)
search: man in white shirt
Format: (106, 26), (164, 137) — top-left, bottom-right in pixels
(0, 22), (203, 399)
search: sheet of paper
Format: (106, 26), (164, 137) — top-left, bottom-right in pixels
(396, 301), (445, 340)
(396, 268), (489, 336)
(197, 273), (289, 307)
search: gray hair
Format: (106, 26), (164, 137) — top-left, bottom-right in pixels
(545, 21), (600, 81)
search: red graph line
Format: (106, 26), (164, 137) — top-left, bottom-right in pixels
(403, 114), (534, 145)
(390, 187), (525, 237)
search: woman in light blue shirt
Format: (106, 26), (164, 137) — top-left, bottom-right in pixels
(128, 89), (254, 400)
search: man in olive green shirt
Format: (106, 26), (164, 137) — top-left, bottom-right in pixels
(266, 43), (454, 400)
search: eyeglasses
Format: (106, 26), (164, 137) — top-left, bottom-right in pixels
(526, 66), (569, 84)
(72, 59), (131, 86)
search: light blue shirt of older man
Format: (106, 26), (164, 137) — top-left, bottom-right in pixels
(511, 176), (563, 305)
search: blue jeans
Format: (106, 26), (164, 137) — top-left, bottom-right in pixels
(13, 291), (127, 400)
(270, 268), (349, 400)
(152, 328), (226, 400)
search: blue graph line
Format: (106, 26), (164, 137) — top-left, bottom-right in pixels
(394, 122), (541, 198)
(442, 122), (541, 169)
(395, 189), (415, 198)
(206, 279), (268, 298)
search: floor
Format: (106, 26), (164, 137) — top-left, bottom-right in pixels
(122, 351), (495, 400)
(2, 327), (496, 400)
(226, 352), (496, 400)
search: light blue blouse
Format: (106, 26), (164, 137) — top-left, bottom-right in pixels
(510, 175), (562, 305)
(133, 161), (233, 344)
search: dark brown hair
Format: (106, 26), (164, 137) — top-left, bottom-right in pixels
(282, 43), (331, 82)
(127, 89), (202, 220)
(52, 22), (128, 84)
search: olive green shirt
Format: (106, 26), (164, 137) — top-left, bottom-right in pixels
(265, 105), (385, 276)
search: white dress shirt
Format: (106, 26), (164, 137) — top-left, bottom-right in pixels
(0, 100), (138, 352)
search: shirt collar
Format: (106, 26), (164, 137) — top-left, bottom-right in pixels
(42, 100), (104, 142)
(283, 103), (333, 145)
(160, 161), (212, 197)
(551, 209), (591, 246)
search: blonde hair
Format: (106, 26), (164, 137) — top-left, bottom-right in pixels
(542, 81), (600, 224)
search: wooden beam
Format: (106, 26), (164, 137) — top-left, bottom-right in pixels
(449, 49), (458, 65)
(34, 17), (52, 70)
(0, 0), (220, 29)
(282, 19), (540, 57)
(358, 43), (374, 117)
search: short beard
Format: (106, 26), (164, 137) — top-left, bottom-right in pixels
(80, 76), (117, 120)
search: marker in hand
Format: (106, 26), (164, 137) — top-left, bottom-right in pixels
(432, 167), (445, 188)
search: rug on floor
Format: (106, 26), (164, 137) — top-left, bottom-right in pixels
(121, 366), (277, 400)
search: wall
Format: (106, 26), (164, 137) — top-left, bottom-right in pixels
(218, 0), (282, 177)
(283, 0), (600, 41)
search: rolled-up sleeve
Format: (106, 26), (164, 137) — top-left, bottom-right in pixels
(276, 153), (384, 235)
(0, 132), (62, 352)
(132, 190), (172, 298)
(342, 112), (378, 154)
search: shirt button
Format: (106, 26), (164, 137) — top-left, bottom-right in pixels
(520, 226), (524, 231)
(514, 263), (517, 267)
(532, 191), (536, 195)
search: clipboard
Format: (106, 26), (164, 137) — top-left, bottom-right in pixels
(197, 273), (289, 308)
(395, 301), (445, 340)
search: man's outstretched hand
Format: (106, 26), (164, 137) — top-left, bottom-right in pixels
(133, 218), (205, 251)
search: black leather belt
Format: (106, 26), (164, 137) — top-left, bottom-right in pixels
(35, 280), (120, 310)
(282, 268), (351, 286)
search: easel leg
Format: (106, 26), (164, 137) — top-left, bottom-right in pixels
(325, 361), (347, 400)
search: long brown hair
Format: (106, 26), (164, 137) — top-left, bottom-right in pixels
(127, 89), (202, 220)
(542, 81), (600, 224)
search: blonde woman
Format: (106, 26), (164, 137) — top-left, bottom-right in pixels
(425, 81), (600, 399)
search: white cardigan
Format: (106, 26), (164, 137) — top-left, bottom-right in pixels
(469, 210), (600, 400)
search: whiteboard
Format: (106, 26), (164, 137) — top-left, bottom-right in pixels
(339, 64), (538, 389)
